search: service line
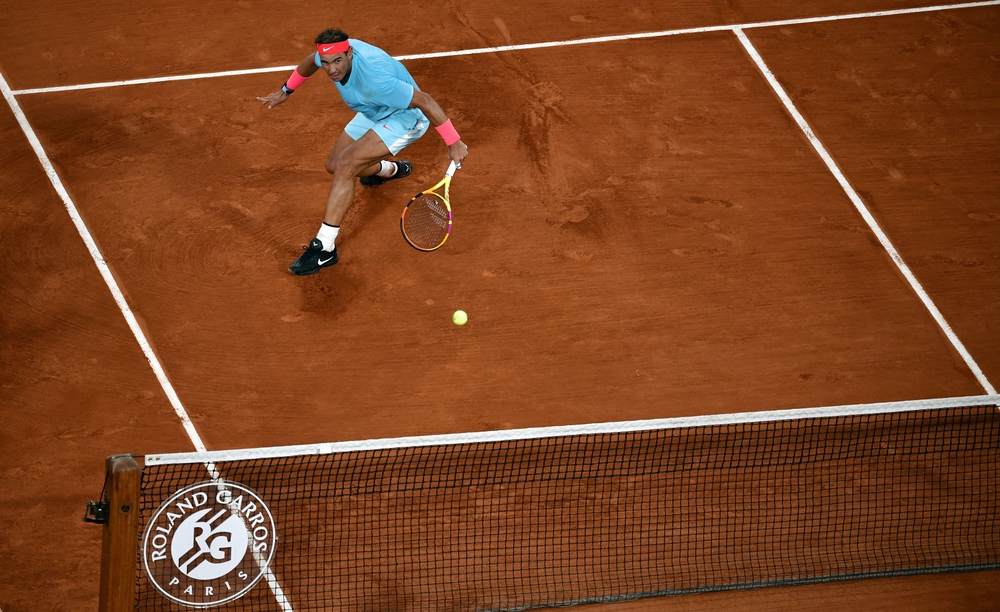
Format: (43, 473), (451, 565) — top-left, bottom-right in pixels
(10, 0), (1000, 95)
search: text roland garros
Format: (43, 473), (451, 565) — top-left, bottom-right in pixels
(142, 480), (277, 607)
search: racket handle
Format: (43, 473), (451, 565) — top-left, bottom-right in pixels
(446, 160), (460, 177)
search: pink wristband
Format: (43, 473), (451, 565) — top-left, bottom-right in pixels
(435, 119), (461, 146)
(285, 68), (309, 91)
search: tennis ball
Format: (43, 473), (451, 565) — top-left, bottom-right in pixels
(453, 310), (468, 326)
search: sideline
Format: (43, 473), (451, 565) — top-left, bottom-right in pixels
(0, 72), (208, 452)
(0, 56), (303, 612)
(734, 28), (996, 395)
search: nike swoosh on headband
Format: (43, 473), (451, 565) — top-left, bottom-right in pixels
(317, 40), (350, 54)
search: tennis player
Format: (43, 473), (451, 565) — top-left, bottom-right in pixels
(258, 29), (469, 275)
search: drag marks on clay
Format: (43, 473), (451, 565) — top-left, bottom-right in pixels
(556, 200), (605, 242)
(557, 248), (597, 262)
(924, 10), (978, 34)
(493, 17), (515, 46)
(336, 182), (406, 245)
(820, 215), (872, 235)
(482, 262), (531, 277)
(118, 200), (262, 295)
(448, 14), (570, 192)
(2, 352), (98, 391)
(927, 254), (986, 267)
(297, 268), (364, 319)
(686, 196), (741, 209)
(519, 80), (570, 181)
(666, 215), (750, 256)
(701, 219), (750, 247)
(669, 246), (726, 257)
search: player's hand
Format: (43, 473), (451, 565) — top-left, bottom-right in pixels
(448, 140), (468, 167)
(256, 91), (289, 109)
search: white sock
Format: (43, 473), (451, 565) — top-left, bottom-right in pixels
(374, 160), (397, 178)
(316, 223), (339, 252)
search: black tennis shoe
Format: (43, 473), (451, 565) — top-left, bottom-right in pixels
(288, 239), (338, 276)
(360, 160), (412, 187)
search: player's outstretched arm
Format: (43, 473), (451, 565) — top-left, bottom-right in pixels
(257, 54), (322, 109)
(409, 90), (468, 166)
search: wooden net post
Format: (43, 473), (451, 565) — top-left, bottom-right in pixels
(98, 454), (141, 612)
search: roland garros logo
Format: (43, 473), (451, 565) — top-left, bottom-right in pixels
(142, 481), (276, 607)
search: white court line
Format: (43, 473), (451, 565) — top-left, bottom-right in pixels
(734, 28), (996, 395)
(2, 3), (996, 603)
(9, 0), (1000, 95)
(1, 59), (295, 612)
(3, 2), (994, 426)
(0, 73), (209, 451)
(13, 65), (293, 95)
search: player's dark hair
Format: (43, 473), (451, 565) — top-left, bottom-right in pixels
(315, 29), (349, 44)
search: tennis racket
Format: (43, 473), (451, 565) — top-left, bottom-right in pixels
(400, 160), (460, 251)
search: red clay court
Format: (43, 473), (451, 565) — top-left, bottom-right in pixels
(1, 0), (999, 610)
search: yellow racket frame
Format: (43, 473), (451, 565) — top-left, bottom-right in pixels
(400, 160), (460, 252)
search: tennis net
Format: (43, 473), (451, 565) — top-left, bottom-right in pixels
(102, 395), (1000, 611)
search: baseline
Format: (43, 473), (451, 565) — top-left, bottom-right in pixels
(10, 0), (1000, 96)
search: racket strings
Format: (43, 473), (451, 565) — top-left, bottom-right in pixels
(402, 193), (450, 250)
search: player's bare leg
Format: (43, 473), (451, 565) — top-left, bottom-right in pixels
(288, 130), (391, 276)
(322, 129), (391, 225)
(326, 130), (382, 182)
